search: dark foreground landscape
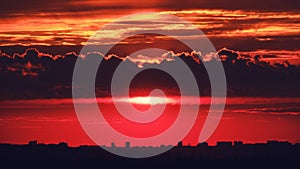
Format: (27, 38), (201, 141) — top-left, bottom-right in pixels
(1, 140), (299, 168)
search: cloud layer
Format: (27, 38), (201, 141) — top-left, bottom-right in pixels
(0, 7), (299, 52)
(0, 47), (300, 99)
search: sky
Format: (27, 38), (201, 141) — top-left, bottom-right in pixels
(0, 0), (300, 62)
(0, 0), (299, 98)
(0, 0), (300, 146)
(1, 97), (300, 146)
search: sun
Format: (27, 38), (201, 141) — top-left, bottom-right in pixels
(127, 96), (178, 105)
(129, 96), (166, 105)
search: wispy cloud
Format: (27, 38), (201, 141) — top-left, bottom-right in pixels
(0, 8), (299, 50)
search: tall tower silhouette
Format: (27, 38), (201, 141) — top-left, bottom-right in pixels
(125, 142), (130, 148)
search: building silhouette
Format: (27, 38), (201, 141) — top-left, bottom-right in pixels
(125, 142), (130, 148)
(177, 141), (183, 147)
(0, 140), (299, 166)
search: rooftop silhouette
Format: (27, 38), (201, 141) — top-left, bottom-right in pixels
(1, 140), (299, 161)
(0, 140), (299, 168)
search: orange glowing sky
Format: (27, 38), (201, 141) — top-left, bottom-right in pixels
(1, 9), (299, 46)
(1, 0), (299, 64)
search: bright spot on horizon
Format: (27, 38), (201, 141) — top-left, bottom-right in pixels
(116, 96), (177, 105)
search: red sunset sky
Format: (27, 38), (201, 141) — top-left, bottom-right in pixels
(0, 0), (300, 147)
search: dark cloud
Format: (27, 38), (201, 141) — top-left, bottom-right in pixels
(159, 0), (300, 11)
(0, 0), (69, 13)
(209, 36), (300, 51)
(0, 0), (133, 18)
(1, 0), (299, 18)
(0, 47), (300, 99)
(0, 0), (128, 13)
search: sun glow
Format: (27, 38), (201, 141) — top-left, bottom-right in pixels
(117, 96), (177, 105)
